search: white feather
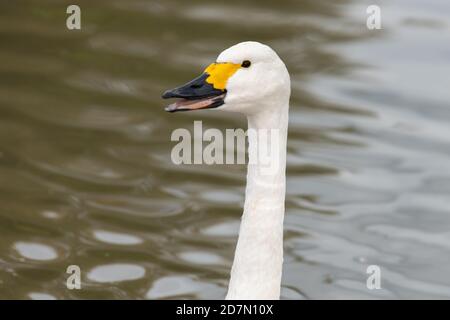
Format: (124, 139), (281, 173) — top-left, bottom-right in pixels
(215, 42), (290, 300)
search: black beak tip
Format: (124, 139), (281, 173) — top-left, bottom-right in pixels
(162, 90), (175, 99)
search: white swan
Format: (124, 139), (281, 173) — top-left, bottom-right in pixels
(163, 41), (290, 300)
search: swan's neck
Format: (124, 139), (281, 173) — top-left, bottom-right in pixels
(226, 104), (289, 300)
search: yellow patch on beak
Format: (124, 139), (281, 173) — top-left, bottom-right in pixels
(204, 62), (240, 90)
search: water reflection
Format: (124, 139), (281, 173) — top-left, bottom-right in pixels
(87, 264), (146, 283)
(14, 242), (58, 261)
(93, 230), (143, 245)
(29, 292), (57, 300)
(146, 276), (223, 300)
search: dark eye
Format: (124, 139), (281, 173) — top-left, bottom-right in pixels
(241, 60), (251, 68)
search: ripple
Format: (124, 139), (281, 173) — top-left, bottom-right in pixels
(66, 73), (139, 97)
(178, 251), (224, 265)
(41, 210), (62, 219)
(367, 224), (450, 249)
(86, 196), (184, 218)
(89, 34), (161, 60)
(14, 242), (58, 261)
(93, 230), (143, 245)
(146, 276), (222, 299)
(198, 189), (242, 204)
(29, 292), (57, 300)
(182, 4), (331, 29)
(202, 220), (240, 237)
(87, 264), (146, 283)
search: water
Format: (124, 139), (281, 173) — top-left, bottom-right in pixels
(1, 0), (450, 299)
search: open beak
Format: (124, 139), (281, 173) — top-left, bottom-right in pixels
(162, 73), (226, 112)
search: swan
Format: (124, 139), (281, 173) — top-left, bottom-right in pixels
(162, 41), (290, 300)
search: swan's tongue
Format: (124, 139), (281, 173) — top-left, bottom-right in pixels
(165, 94), (226, 112)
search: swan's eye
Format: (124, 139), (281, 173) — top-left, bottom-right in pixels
(241, 60), (251, 68)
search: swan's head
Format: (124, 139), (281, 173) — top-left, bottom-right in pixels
(162, 41), (290, 115)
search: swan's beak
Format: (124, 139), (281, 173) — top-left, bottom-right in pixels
(162, 73), (225, 112)
(162, 62), (240, 112)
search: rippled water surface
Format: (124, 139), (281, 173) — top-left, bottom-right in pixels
(1, 0), (450, 299)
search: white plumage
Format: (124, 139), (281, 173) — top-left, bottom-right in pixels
(216, 42), (290, 299)
(164, 41), (291, 299)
